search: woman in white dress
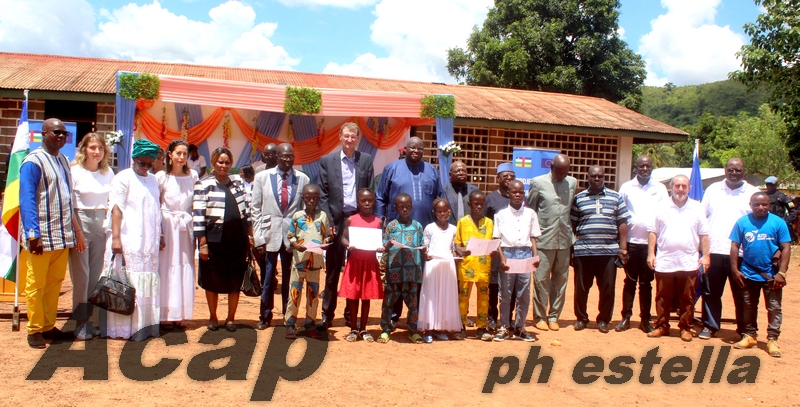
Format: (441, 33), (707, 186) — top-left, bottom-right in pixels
(418, 198), (462, 343)
(104, 139), (163, 341)
(157, 140), (198, 330)
(69, 133), (114, 340)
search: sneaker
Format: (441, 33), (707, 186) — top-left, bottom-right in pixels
(767, 338), (781, 358)
(285, 326), (297, 340)
(423, 334), (434, 344)
(435, 332), (450, 341)
(75, 323), (93, 341)
(515, 328), (537, 342)
(487, 319), (497, 332)
(476, 328), (492, 341)
(453, 327), (466, 340)
(87, 322), (101, 337)
(493, 326), (510, 342)
(734, 334), (757, 349)
(698, 327), (714, 340)
(345, 329), (359, 342)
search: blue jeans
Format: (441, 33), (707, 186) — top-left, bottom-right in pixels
(499, 247), (533, 329)
(259, 243), (292, 323)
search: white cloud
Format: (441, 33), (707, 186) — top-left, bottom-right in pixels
(277, 0), (379, 7)
(638, 0), (745, 86)
(323, 0), (493, 83)
(0, 0), (96, 56)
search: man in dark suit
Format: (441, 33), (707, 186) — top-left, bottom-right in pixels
(442, 160), (479, 225)
(318, 122), (375, 328)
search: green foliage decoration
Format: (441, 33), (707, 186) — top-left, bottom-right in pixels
(118, 72), (160, 101)
(420, 95), (456, 119)
(283, 86), (322, 115)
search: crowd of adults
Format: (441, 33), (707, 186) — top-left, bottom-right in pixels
(17, 118), (790, 358)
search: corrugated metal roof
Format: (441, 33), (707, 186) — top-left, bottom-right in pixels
(0, 52), (687, 137)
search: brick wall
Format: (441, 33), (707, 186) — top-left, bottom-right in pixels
(417, 124), (624, 193)
(1, 97), (45, 178)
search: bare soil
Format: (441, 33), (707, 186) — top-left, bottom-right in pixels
(1, 251), (798, 406)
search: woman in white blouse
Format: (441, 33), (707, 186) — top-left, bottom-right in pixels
(69, 133), (114, 340)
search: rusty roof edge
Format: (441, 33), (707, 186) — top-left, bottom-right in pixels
(453, 118), (689, 141)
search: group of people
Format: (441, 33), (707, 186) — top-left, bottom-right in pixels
(18, 119), (789, 358)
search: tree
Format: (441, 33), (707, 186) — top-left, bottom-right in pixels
(729, 0), (800, 170)
(447, 0), (646, 109)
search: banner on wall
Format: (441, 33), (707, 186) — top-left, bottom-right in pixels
(27, 120), (78, 162)
(512, 148), (560, 191)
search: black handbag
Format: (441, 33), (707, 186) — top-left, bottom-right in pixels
(88, 254), (136, 316)
(241, 248), (262, 297)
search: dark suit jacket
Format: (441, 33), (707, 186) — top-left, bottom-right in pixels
(319, 150), (375, 226)
(442, 181), (479, 225)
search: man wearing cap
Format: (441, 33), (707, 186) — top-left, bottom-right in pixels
(443, 161), (479, 226)
(699, 157), (759, 340)
(484, 162), (517, 330)
(615, 155), (668, 333)
(526, 154), (577, 331)
(19, 118), (84, 348)
(764, 176), (796, 241)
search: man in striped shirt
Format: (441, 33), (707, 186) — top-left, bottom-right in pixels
(570, 165), (630, 333)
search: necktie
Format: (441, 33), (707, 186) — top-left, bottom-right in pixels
(280, 172), (289, 213)
(456, 189), (465, 220)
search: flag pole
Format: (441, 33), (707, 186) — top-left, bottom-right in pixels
(11, 89), (28, 332)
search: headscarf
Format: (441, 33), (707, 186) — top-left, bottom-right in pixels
(132, 139), (161, 159)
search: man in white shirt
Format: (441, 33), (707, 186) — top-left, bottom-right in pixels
(616, 155), (668, 333)
(699, 157), (759, 340)
(187, 144), (207, 176)
(646, 175), (710, 341)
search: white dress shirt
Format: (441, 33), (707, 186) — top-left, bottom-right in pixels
(619, 177), (668, 244)
(649, 198), (709, 272)
(701, 180), (759, 255)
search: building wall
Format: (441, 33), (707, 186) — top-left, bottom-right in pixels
(417, 124), (632, 193)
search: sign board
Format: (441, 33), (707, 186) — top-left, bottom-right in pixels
(512, 148), (560, 191)
(26, 120), (78, 162)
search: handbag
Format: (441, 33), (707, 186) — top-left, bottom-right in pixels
(241, 248), (262, 297)
(88, 254), (136, 315)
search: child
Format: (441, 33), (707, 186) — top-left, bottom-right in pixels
(378, 193), (425, 343)
(455, 190), (494, 341)
(339, 188), (385, 342)
(285, 184), (331, 339)
(419, 198), (462, 343)
(492, 180), (541, 342)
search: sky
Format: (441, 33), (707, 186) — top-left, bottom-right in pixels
(0, 0), (764, 87)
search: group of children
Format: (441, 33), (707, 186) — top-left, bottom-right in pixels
(284, 180), (542, 343)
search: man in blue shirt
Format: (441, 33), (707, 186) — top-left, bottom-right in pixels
(730, 192), (791, 357)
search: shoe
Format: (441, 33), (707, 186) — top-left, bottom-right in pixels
(493, 326), (510, 342)
(345, 329), (359, 342)
(423, 334), (434, 344)
(515, 328), (537, 342)
(376, 332), (391, 343)
(680, 329), (693, 342)
(487, 320), (497, 332)
(87, 322), (101, 337)
(615, 317), (631, 332)
(409, 333), (424, 344)
(767, 338), (782, 358)
(435, 332), (449, 341)
(160, 322), (173, 331)
(27, 333), (46, 349)
(698, 327), (714, 340)
(305, 328), (322, 339)
(548, 321), (560, 331)
(639, 320), (654, 334)
(598, 321), (610, 334)
(361, 331), (374, 343)
(207, 323), (219, 331)
(42, 327), (73, 341)
(75, 323), (93, 341)
(535, 320), (550, 331)
(476, 328), (492, 341)
(225, 322), (237, 332)
(573, 321), (588, 331)
(285, 326), (297, 339)
(256, 321), (271, 330)
(453, 327), (466, 340)
(389, 319), (397, 332)
(734, 334), (757, 349)
(319, 316), (332, 329)
(647, 326), (670, 338)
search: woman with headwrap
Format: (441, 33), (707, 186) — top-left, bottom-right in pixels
(103, 139), (164, 341)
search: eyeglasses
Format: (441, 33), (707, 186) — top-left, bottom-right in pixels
(50, 130), (71, 136)
(726, 168), (744, 174)
(134, 160), (153, 169)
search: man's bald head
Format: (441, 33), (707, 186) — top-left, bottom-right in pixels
(551, 154), (571, 182)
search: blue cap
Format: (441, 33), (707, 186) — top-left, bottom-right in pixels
(497, 162), (515, 174)
(765, 176), (778, 184)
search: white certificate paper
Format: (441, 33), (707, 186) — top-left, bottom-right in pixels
(303, 242), (330, 255)
(465, 238), (501, 256)
(389, 239), (424, 250)
(505, 256), (540, 274)
(348, 227), (383, 251)
(429, 254), (462, 261)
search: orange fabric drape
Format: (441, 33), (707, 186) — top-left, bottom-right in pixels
(358, 117), (434, 148)
(139, 107), (226, 148)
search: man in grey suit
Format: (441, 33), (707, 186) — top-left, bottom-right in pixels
(318, 122), (374, 328)
(252, 143), (310, 329)
(526, 154), (577, 332)
(442, 161), (478, 225)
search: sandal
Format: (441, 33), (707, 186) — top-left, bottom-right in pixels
(409, 333), (424, 344)
(207, 320), (219, 331)
(360, 331), (374, 342)
(376, 332), (391, 343)
(225, 321), (237, 332)
(345, 330), (359, 342)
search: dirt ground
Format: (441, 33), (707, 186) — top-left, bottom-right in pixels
(1, 250), (798, 406)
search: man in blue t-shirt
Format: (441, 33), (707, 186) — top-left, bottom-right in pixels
(729, 192), (791, 358)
